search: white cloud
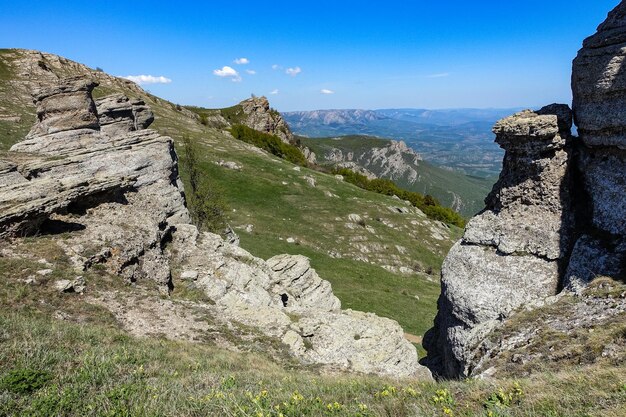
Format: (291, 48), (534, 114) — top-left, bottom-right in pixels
(234, 57), (249, 65)
(320, 88), (335, 95)
(286, 66), (302, 77)
(245, 69), (257, 75)
(270, 89), (279, 95)
(272, 64), (282, 70)
(123, 75), (172, 85)
(427, 72), (450, 78)
(213, 66), (242, 82)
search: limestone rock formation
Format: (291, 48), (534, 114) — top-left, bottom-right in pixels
(1, 76), (427, 378)
(239, 96), (294, 144)
(5, 77), (189, 291)
(425, 1), (626, 379)
(323, 140), (422, 184)
(566, 1), (626, 290)
(234, 95), (317, 164)
(424, 106), (574, 378)
(96, 93), (154, 136)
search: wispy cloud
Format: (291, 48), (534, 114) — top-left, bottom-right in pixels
(271, 64), (282, 70)
(270, 89), (279, 95)
(213, 66), (242, 82)
(245, 69), (257, 75)
(234, 57), (249, 65)
(123, 75), (172, 85)
(286, 66), (302, 77)
(427, 72), (450, 78)
(320, 88), (335, 95)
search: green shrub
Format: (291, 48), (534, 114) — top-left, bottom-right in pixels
(0, 368), (51, 394)
(332, 168), (466, 228)
(229, 124), (308, 167)
(180, 135), (227, 233)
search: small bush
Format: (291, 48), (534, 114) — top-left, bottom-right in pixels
(229, 124), (308, 167)
(331, 167), (466, 227)
(180, 135), (227, 233)
(0, 368), (51, 394)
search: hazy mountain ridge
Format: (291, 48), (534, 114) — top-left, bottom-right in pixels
(282, 108), (522, 178)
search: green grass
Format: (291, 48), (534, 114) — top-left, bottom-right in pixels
(1, 310), (625, 417)
(0, 48), (458, 348)
(301, 135), (494, 217)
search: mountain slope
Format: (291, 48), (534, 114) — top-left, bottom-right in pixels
(282, 108), (507, 178)
(301, 135), (493, 216)
(0, 48), (460, 342)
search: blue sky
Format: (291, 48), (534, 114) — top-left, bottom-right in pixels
(0, 0), (619, 111)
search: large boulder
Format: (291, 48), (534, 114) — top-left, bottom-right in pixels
(96, 94), (154, 136)
(26, 77), (99, 138)
(171, 225), (426, 378)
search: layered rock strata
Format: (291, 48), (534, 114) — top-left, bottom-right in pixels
(1, 77), (426, 378)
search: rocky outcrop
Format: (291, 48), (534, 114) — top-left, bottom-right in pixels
(425, 1), (626, 379)
(95, 94), (154, 136)
(1, 77), (427, 378)
(323, 140), (422, 185)
(170, 225), (424, 377)
(234, 96), (318, 164)
(424, 106), (574, 378)
(238, 96), (294, 144)
(6, 77), (189, 290)
(566, 1), (626, 291)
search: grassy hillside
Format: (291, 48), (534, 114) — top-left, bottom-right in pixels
(0, 238), (624, 416)
(0, 263), (623, 417)
(1, 48), (625, 417)
(301, 135), (494, 217)
(0, 48), (460, 343)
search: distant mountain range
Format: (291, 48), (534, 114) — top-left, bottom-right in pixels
(283, 108), (525, 178)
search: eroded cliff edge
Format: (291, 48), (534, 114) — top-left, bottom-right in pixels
(424, 2), (626, 379)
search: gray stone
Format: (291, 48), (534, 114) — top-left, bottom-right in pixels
(424, 106), (572, 378)
(26, 77), (99, 138)
(238, 96), (294, 144)
(95, 94), (154, 136)
(54, 276), (85, 293)
(573, 1), (626, 149)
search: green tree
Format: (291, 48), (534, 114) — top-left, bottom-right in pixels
(180, 135), (227, 233)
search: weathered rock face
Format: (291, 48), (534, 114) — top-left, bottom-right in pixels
(171, 225), (425, 377)
(424, 106), (574, 378)
(6, 78), (189, 290)
(239, 96), (294, 144)
(26, 77), (100, 139)
(95, 94), (154, 136)
(323, 140), (422, 185)
(425, 1), (626, 379)
(1, 77), (427, 378)
(566, 1), (626, 291)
